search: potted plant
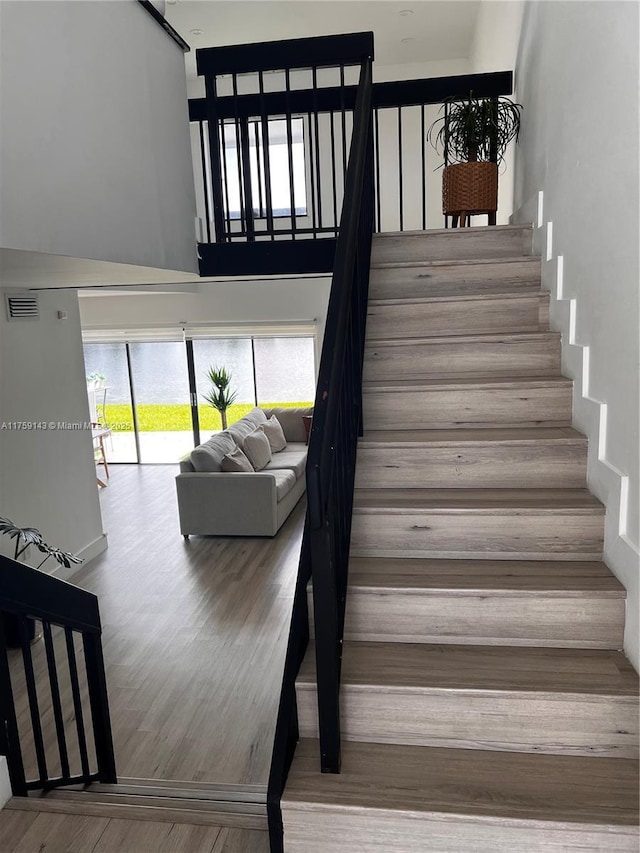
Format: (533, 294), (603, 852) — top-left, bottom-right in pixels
(0, 516), (83, 647)
(202, 366), (238, 431)
(428, 92), (522, 227)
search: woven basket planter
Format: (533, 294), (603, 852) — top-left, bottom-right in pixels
(442, 161), (498, 215)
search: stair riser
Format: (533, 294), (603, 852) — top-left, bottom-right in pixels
(363, 335), (560, 380)
(362, 385), (572, 430)
(371, 228), (533, 264)
(350, 512), (604, 560)
(355, 442), (587, 489)
(309, 592), (624, 649)
(297, 687), (638, 759)
(369, 258), (542, 301)
(282, 808), (640, 853)
(366, 295), (549, 340)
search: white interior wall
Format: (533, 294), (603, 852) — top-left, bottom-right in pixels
(0, 0), (197, 274)
(512, 0), (639, 670)
(468, 0), (525, 224)
(0, 291), (106, 569)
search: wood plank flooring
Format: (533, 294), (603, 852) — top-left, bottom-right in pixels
(0, 807), (269, 852)
(8, 465), (303, 788)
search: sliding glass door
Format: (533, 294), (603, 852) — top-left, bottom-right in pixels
(82, 335), (316, 465)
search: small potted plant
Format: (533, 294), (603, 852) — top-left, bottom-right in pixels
(202, 366), (238, 431)
(428, 92), (522, 227)
(0, 517), (83, 647)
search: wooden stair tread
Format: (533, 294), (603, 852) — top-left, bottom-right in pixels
(369, 291), (546, 307)
(353, 488), (603, 512)
(347, 557), (625, 595)
(370, 254), (538, 270)
(363, 375), (570, 391)
(283, 739), (639, 827)
(373, 224), (532, 240)
(359, 426), (585, 447)
(365, 331), (559, 347)
(298, 642), (639, 698)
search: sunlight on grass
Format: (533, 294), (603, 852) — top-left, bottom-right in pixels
(105, 402), (312, 432)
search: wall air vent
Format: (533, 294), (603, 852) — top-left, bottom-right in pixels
(5, 291), (40, 321)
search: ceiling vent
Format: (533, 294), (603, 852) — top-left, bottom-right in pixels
(5, 291), (40, 321)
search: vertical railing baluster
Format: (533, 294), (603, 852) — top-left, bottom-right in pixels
(488, 94), (499, 226)
(219, 122), (232, 240)
(330, 111), (338, 232)
(65, 627), (90, 779)
(421, 104), (427, 230)
(254, 120), (264, 221)
(258, 71), (275, 240)
(198, 122), (212, 243)
(20, 617), (48, 785)
(312, 67), (323, 234)
(308, 109), (317, 238)
(232, 73), (254, 240)
(398, 106), (404, 232)
(339, 64), (348, 190)
(83, 633), (117, 785)
(0, 615), (27, 796)
(203, 74), (227, 242)
(284, 68), (297, 239)
(42, 622), (70, 779)
(374, 108), (381, 233)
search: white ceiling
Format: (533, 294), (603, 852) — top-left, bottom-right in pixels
(165, 0), (481, 81)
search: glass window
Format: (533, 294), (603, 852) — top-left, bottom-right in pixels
(222, 117), (307, 219)
(193, 338), (255, 432)
(253, 337), (315, 406)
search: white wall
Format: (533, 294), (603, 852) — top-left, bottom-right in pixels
(0, 290), (106, 568)
(512, 0), (639, 670)
(0, 0), (197, 274)
(79, 277), (331, 360)
(468, 1), (525, 224)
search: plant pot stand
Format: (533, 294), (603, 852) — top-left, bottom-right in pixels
(442, 161), (498, 228)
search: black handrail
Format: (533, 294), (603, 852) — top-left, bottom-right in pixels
(0, 554), (116, 796)
(306, 55), (373, 775)
(267, 55), (374, 850)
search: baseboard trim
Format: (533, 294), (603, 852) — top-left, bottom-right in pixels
(48, 533), (108, 582)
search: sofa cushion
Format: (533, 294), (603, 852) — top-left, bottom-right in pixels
(264, 444), (307, 479)
(243, 428), (272, 471)
(190, 431), (236, 472)
(227, 407), (267, 445)
(264, 407), (312, 443)
(271, 469), (297, 502)
(220, 445), (254, 472)
(259, 415), (287, 452)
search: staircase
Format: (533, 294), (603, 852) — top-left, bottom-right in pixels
(281, 225), (639, 851)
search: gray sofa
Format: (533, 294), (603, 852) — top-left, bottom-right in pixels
(176, 406), (312, 538)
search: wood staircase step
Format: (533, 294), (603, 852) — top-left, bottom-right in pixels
(366, 291), (549, 340)
(355, 427), (586, 489)
(363, 331), (561, 380)
(334, 557), (625, 648)
(362, 376), (573, 430)
(296, 642), (639, 758)
(281, 739), (639, 852)
(370, 224), (533, 264)
(369, 256), (541, 300)
(350, 489), (604, 560)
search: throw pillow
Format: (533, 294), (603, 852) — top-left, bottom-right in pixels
(221, 445), (254, 473)
(259, 415), (287, 452)
(190, 431), (236, 472)
(243, 428), (272, 471)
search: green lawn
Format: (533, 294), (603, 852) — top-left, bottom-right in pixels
(104, 402), (312, 432)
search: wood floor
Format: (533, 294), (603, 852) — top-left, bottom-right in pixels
(8, 464), (304, 789)
(0, 808), (269, 852)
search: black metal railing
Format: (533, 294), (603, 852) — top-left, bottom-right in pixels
(266, 51), (373, 851)
(190, 67), (512, 275)
(190, 32), (373, 277)
(0, 555), (116, 796)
